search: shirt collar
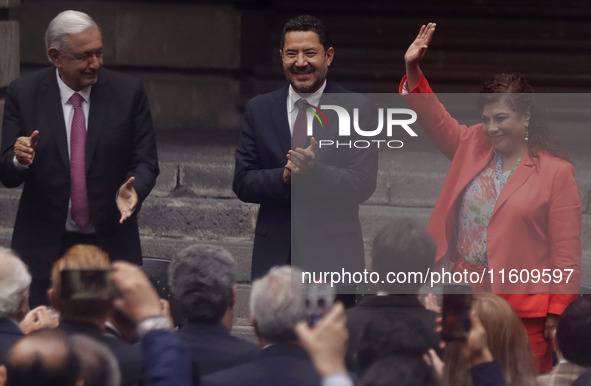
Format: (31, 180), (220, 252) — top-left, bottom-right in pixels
(288, 80), (327, 113)
(56, 69), (92, 105)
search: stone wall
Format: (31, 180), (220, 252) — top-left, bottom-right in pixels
(13, 0), (242, 132)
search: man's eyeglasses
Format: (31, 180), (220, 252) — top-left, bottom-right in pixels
(66, 49), (103, 63)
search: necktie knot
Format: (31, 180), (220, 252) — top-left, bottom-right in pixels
(71, 93), (83, 109)
(295, 98), (309, 111)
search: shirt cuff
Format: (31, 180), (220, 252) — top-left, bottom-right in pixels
(13, 155), (31, 170)
(322, 374), (354, 386)
(401, 80), (411, 95)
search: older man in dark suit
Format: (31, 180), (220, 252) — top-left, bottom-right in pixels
(169, 245), (259, 384)
(202, 266), (321, 386)
(233, 15), (377, 290)
(0, 10), (159, 307)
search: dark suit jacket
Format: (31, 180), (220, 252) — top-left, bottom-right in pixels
(0, 317), (23, 365)
(142, 329), (192, 386)
(176, 321), (259, 383)
(201, 344), (321, 386)
(233, 83), (378, 280)
(0, 67), (159, 276)
(345, 295), (439, 371)
(59, 320), (142, 386)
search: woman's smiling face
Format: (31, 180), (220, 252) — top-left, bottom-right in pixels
(481, 97), (530, 158)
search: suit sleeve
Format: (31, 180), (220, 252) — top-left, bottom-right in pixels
(141, 329), (193, 386)
(232, 102), (290, 204)
(400, 74), (473, 160)
(548, 161), (581, 312)
(125, 82), (159, 207)
(0, 82), (28, 188)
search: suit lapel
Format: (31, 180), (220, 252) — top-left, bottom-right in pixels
(490, 152), (535, 220)
(41, 73), (69, 170)
(86, 76), (110, 171)
(270, 87), (291, 153)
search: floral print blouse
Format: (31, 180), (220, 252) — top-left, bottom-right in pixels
(456, 153), (522, 266)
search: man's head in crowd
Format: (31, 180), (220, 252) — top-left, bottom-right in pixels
(356, 314), (436, 376)
(71, 334), (121, 386)
(169, 245), (237, 327)
(279, 15), (334, 94)
(0, 248), (31, 321)
(6, 329), (82, 386)
(557, 295), (591, 366)
(48, 245), (112, 324)
(371, 219), (436, 294)
(250, 266), (306, 346)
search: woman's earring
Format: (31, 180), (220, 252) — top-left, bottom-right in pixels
(524, 126), (529, 141)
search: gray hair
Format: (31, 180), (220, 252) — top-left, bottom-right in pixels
(0, 247), (31, 317)
(249, 266), (306, 343)
(168, 245), (237, 323)
(71, 334), (121, 386)
(44, 10), (99, 61)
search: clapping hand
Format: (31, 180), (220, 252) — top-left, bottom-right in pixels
(117, 177), (138, 224)
(287, 137), (318, 175)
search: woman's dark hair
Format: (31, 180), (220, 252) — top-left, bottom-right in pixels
(477, 73), (564, 163)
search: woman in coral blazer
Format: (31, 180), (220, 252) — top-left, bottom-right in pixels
(402, 23), (582, 374)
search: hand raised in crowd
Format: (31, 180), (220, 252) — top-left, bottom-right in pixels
(14, 130), (39, 166)
(544, 313), (559, 340)
(111, 261), (162, 323)
(287, 137), (317, 175)
(424, 293), (441, 314)
(19, 305), (59, 334)
(404, 22), (436, 90)
(117, 177), (138, 224)
(294, 302), (348, 379)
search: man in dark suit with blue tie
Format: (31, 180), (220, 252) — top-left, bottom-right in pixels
(0, 10), (159, 307)
(233, 15), (377, 290)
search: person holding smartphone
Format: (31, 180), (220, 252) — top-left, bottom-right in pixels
(401, 23), (582, 374)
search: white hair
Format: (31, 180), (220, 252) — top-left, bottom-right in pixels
(249, 266), (306, 343)
(0, 247), (31, 316)
(44, 10), (99, 61)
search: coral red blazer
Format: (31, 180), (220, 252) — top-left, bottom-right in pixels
(400, 74), (581, 317)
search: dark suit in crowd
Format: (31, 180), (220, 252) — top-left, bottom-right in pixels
(202, 344), (321, 386)
(0, 317), (22, 365)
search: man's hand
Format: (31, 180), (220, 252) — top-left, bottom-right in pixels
(287, 137), (317, 175)
(544, 313), (559, 340)
(117, 177), (138, 224)
(283, 159), (292, 185)
(19, 306), (59, 334)
(111, 261), (162, 323)
(294, 302), (348, 379)
(14, 130), (39, 166)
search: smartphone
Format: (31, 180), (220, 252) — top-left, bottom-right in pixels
(60, 269), (116, 301)
(304, 282), (335, 326)
(441, 284), (472, 342)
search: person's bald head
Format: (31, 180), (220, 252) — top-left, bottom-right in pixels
(6, 329), (81, 386)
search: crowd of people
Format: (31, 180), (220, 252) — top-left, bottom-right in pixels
(0, 219), (589, 386)
(0, 7), (586, 386)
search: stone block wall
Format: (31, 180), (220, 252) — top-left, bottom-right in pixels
(13, 0), (242, 132)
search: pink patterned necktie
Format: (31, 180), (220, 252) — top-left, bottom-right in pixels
(293, 98), (309, 148)
(70, 93), (90, 227)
